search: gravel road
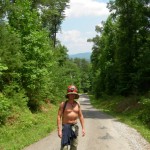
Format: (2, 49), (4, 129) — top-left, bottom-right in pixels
(24, 94), (150, 150)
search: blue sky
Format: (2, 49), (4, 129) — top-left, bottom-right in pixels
(57, 0), (110, 55)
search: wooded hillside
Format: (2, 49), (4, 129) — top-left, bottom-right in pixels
(0, 0), (150, 149)
(89, 0), (150, 97)
(89, 0), (150, 133)
(0, 0), (91, 125)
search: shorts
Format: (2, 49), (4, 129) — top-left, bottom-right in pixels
(61, 124), (79, 150)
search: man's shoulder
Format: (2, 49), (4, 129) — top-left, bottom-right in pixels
(60, 100), (80, 108)
(75, 101), (80, 107)
(60, 100), (68, 103)
(60, 100), (68, 107)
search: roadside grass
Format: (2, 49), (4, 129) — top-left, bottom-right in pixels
(0, 103), (58, 150)
(89, 95), (150, 143)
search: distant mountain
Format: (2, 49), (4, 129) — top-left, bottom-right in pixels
(69, 52), (91, 61)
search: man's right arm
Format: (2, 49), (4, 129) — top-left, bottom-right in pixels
(57, 102), (63, 138)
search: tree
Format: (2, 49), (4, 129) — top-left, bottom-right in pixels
(108, 0), (150, 94)
(90, 0), (150, 97)
(0, 23), (23, 91)
(73, 58), (91, 93)
(36, 0), (69, 47)
(4, 0), (54, 110)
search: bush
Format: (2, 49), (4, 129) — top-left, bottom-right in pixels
(3, 83), (28, 108)
(0, 93), (11, 125)
(138, 97), (150, 125)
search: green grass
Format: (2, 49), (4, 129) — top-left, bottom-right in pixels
(89, 95), (150, 143)
(0, 104), (58, 150)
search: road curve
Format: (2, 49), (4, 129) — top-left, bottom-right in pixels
(24, 94), (150, 150)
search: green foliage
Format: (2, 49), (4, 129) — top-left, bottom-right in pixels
(0, 93), (11, 125)
(0, 0), (70, 113)
(138, 97), (150, 124)
(3, 83), (28, 108)
(0, 3), (91, 150)
(36, 0), (69, 46)
(90, 0), (150, 97)
(0, 104), (58, 150)
(3, 0), (55, 111)
(20, 29), (54, 103)
(0, 63), (8, 75)
(0, 2), (91, 149)
(72, 58), (92, 92)
(8, 0), (40, 34)
(54, 42), (68, 66)
(46, 58), (82, 103)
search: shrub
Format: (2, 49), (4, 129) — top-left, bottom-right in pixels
(3, 83), (28, 108)
(138, 97), (150, 125)
(0, 93), (11, 125)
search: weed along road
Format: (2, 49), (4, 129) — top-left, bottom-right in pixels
(24, 94), (150, 150)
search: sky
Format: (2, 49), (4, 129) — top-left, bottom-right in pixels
(57, 0), (110, 55)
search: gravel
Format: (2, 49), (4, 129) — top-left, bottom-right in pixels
(24, 94), (150, 150)
(113, 121), (150, 150)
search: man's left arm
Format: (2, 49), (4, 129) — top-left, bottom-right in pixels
(78, 105), (85, 136)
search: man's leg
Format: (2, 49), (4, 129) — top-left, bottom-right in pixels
(70, 137), (78, 150)
(60, 145), (68, 150)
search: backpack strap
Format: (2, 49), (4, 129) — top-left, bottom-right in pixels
(62, 100), (80, 114)
(75, 101), (80, 107)
(62, 100), (68, 114)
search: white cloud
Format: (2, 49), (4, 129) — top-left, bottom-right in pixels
(65, 0), (109, 18)
(59, 30), (83, 42)
(57, 0), (110, 54)
(97, 22), (104, 28)
(58, 30), (93, 54)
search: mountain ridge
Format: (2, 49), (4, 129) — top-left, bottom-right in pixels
(69, 52), (91, 60)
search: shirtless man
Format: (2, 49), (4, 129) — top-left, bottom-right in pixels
(57, 85), (85, 150)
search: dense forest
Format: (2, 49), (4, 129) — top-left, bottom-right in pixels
(0, 0), (91, 125)
(90, 0), (150, 97)
(0, 0), (150, 149)
(88, 0), (150, 138)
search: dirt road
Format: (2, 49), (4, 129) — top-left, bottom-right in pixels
(24, 94), (150, 150)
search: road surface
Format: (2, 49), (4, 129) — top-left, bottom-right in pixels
(24, 94), (150, 150)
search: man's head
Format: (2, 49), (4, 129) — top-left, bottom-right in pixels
(66, 85), (79, 99)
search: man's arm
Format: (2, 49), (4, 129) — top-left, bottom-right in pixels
(78, 104), (85, 136)
(57, 102), (63, 138)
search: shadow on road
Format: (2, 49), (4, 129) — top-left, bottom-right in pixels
(79, 94), (113, 120)
(82, 109), (113, 120)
